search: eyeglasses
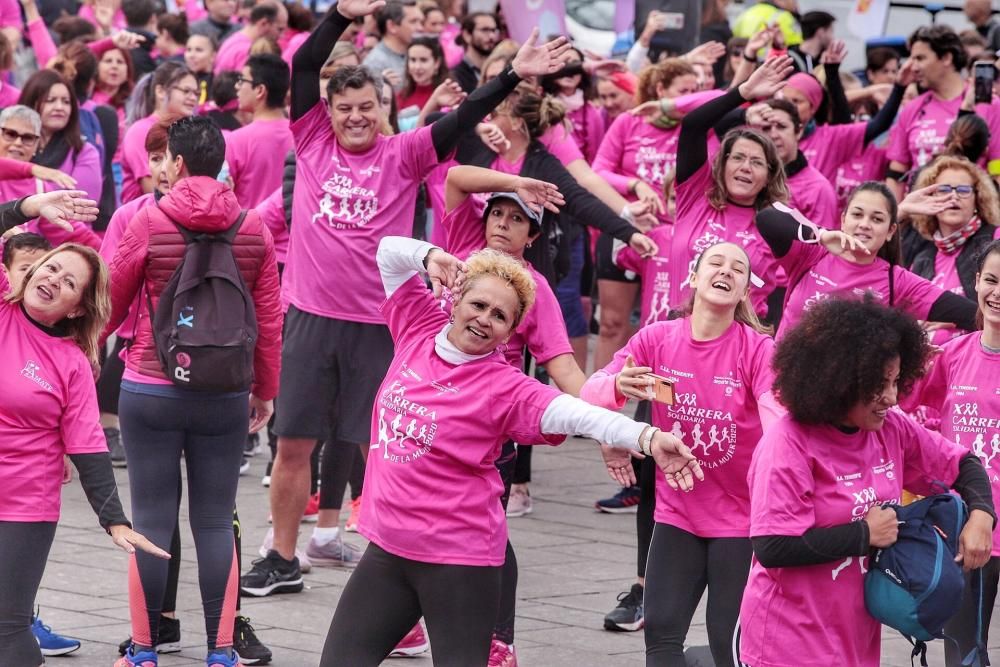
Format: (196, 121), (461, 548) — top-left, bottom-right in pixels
(235, 77), (257, 87)
(936, 184), (975, 198)
(0, 127), (40, 144)
(727, 152), (767, 170)
(171, 85), (200, 99)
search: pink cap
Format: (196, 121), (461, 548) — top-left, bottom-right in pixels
(783, 73), (824, 113)
(607, 71), (638, 96)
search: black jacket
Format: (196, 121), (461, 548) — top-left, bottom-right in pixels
(450, 59), (481, 95)
(907, 222), (998, 300)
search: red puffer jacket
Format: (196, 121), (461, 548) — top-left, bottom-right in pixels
(102, 176), (282, 400)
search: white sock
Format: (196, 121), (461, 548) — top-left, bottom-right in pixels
(312, 526), (340, 545)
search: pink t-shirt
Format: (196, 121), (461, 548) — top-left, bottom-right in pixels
(906, 331), (1000, 555)
(0, 177), (100, 249)
(225, 117), (294, 208)
(358, 275), (564, 566)
(928, 250), (967, 346)
(835, 139), (889, 209)
(0, 81), (20, 107)
(283, 102), (438, 323)
(593, 113), (678, 220)
(78, 4), (126, 31)
(886, 89), (965, 169)
(0, 0), (18, 27)
(776, 243), (945, 339)
(563, 101), (604, 164)
(799, 122), (866, 184)
(214, 31), (252, 74)
(440, 196), (574, 367)
(86, 95), (127, 164)
(614, 223), (674, 326)
(672, 163), (779, 316)
(256, 186), (288, 265)
(738, 411), (966, 667)
(787, 163), (838, 231)
(0, 271), (108, 522)
(281, 30), (309, 68)
(120, 113), (158, 204)
(596, 318), (774, 537)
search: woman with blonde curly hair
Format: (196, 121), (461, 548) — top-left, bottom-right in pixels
(906, 155), (1000, 344)
(319, 233), (702, 666)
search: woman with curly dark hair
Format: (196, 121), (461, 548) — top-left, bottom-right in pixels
(755, 181), (978, 337)
(738, 298), (995, 667)
(669, 55), (793, 320)
(583, 241), (781, 667)
(902, 239), (1000, 667)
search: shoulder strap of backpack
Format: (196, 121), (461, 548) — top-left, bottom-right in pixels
(155, 204), (247, 243)
(219, 210), (248, 243)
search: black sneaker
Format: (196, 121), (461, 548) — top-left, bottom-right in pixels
(245, 432), (260, 457)
(117, 615), (182, 655)
(604, 583), (643, 632)
(105, 427), (127, 468)
(233, 615), (272, 665)
(240, 550), (304, 597)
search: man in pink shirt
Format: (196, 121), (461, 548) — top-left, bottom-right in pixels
(239, 0), (572, 598)
(213, 0), (287, 75)
(226, 53), (293, 208)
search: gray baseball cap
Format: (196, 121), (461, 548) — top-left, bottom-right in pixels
(485, 192), (543, 227)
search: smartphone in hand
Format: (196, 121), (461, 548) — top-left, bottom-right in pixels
(974, 61), (995, 105)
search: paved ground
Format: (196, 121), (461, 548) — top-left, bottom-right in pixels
(38, 436), (1000, 667)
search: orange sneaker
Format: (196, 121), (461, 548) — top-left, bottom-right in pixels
(345, 495), (362, 532)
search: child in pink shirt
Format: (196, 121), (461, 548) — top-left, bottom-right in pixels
(739, 298), (993, 667)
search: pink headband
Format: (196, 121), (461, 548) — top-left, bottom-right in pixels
(784, 73), (824, 112)
(608, 71), (638, 96)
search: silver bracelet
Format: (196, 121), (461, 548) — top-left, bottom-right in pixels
(640, 427), (659, 456)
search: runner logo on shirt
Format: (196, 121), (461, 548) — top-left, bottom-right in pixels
(951, 400), (1000, 469)
(311, 170), (379, 229)
(661, 386), (736, 470)
(635, 147), (675, 188)
(680, 223), (726, 292)
(372, 380), (438, 463)
(20, 360), (53, 392)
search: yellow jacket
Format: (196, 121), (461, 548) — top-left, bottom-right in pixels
(732, 2), (802, 47)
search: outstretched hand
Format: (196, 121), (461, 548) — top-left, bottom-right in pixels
(336, 0), (386, 20)
(650, 430), (704, 492)
(109, 525), (171, 559)
(738, 55), (794, 101)
(513, 176), (564, 214)
(819, 39), (847, 65)
(899, 184), (959, 218)
(425, 248), (467, 298)
(511, 29), (572, 79)
(601, 443), (641, 487)
(22, 190), (99, 231)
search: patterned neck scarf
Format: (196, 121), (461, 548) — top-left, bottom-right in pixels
(933, 216), (982, 255)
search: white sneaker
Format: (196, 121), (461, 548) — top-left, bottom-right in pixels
(305, 534), (363, 567)
(257, 527), (312, 573)
(506, 485), (533, 518)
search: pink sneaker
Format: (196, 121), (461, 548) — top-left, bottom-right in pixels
(302, 492), (319, 522)
(488, 638), (517, 667)
(388, 623), (429, 658)
(344, 495), (362, 533)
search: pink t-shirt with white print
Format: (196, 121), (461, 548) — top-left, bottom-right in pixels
(776, 242), (945, 339)
(672, 162), (780, 316)
(799, 122), (866, 184)
(614, 223), (675, 326)
(213, 31), (252, 74)
(596, 318), (774, 536)
(906, 332), (1000, 555)
(283, 102), (438, 323)
(787, 163), (839, 230)
(593, 114), (678, 221)
(440, 196), (573, 367)
(358, 275), (564, 566)
(0, 270), (108, 522)
(886, 89), (965, 169)
(225, 117), (294, 208)
(120, 113), (158, 204)
(739, 411), (966, 667)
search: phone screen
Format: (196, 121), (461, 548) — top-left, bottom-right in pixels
(974, 61), (995, 105)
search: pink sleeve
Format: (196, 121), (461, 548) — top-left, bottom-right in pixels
(895, 413), (965, 495)
(100, 206), (130, 263)
(28, 18), (58, 68)
(60, 360), (108, 454)
(673, 89), (727, 115)
(33, 217), (101, 250)
(893, 266), (949, 321)
(884, 101), (914, 165)
(521, 283), (573, 365)
(580, 370), (625, 410)
(380, 274), (450, 346)
(398, 125), (439, 179)
(747, 334), (776, 400)
(0, 156), (35, 180)
(103, 209), (151, 341)
(779, 240), (826, 294)
(613, 241), (642, 274)
(68, 143), (103, 203)
(491, 373), (564, 447)
(87, 36), (116, 58)
(749, 424), (817, 536)
(256, 187), (288, 259)
(542, 124), (584, 166)
(592, 115), (633, 195)
(440, 196), (484, 258)
(246, 212), (283, 400)
(0, 0), (19, 27)
(899, 347), (949, 413)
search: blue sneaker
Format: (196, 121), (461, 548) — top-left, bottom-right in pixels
(31, 614), (81, 656)
(115, 646), (158, 666)
(595, 485), (641, 514)
(207, 649), (242, 667)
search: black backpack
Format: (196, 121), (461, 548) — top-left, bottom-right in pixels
(147, 210), (258, 392)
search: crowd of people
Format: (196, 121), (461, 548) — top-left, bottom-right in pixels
(2, 0), (1000, 665)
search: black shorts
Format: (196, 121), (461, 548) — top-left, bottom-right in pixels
(595, 232), (640, 283)
(274, 306), (394, 444)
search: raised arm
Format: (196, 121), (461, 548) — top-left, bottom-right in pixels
(444, 165), (563, 214)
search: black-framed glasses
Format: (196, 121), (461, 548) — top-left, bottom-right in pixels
(0, 127), (40, 144)
(235, 76), (258, 87)
(936, 184), (975, 198)
(171, 85), (200, 98)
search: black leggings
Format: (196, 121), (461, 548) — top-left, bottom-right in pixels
(320, 543), (502, 666)
(318, 441), (366, 511)
(634, 401), (655, 579)
(0, 521), (57, 667)
(119, 385), (247, 651)
(644, 523), (752, 667)
(97, 337), (127, 414)
(944, 556), (1000, 666)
